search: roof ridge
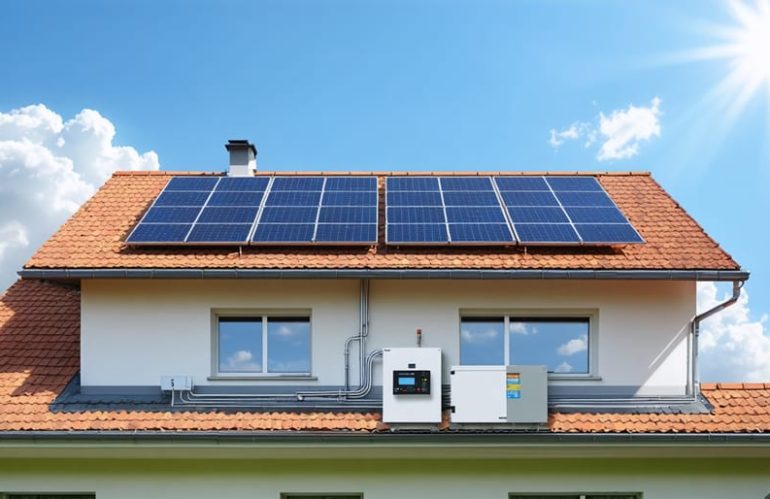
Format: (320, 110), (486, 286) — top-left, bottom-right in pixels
(112, 170), (653, 177)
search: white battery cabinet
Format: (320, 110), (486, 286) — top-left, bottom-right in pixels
(450, 365), (548, 424)
(382, 348), (442, 424)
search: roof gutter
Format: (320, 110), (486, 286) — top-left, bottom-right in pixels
(18, 268), (750, 281)
(0, 431), (769, 445)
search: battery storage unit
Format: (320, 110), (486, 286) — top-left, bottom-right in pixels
(450, 365), (548, 424)
(382, 348), (442, 424)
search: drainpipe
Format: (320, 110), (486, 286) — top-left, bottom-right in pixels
(689, 280), (744, 396)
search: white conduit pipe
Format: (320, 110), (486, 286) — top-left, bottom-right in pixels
(176, 279), (379, 406)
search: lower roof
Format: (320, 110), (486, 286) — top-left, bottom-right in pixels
(1, 279), (767, 435)
(23, 171), (741, 273)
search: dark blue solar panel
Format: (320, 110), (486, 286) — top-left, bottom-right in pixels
(494, 177), (550, 191)
(270, 177), (324, 191)
(500, 191), (559, 207)
(315, 224), (377, 242)
(265, 191), (322, 206)
(165, 177), (219, 191)
(187, 224), (252, 243)
(387, 191), (443, 206)
(507, 207), (569, 223)
(318, 207), (377, 224)
(155, 191), (211, 207)
(449, 224), (513, 243)
(440, 177), (493, 191)
(215, 177), (270, 191)
(142, 207), (201, 224)
(555, 191), (614, 207)
(208, 191), (265, 207)
(565, 207), (628, 224)
(387, 207), (445, 224)
(259, 207), (318, 224)
(127, 224), (191, 243)
(198, 207), (259, 224)
(387, 224), (448, 243)
(515, 224), (580, 243)
(252, 224), (316, 242)
(322, 191), (377, 206)
(575, 224), (643, 243)
(546, 177), (603, 192)
(325, 177), (377, 191)
(386, 177), (440, 192)
(445, 207), (506, 223)
(442, 191), (500, 206)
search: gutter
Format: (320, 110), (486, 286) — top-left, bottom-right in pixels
(0, 431), (769, 445)
(18, 268), (750, 281)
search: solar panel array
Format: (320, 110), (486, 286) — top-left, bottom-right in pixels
(127, 175), (642, 247)
(127, 176), (378, 245)
(385, 176), (643, 245)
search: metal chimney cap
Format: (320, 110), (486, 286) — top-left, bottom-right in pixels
(225, 139), (257, 156)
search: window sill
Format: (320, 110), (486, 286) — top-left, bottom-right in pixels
(549, 374), (602, 381)
(208, 375), (318, 381)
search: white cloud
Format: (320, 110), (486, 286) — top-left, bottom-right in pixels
(224, 350), (262, 372)
(698, 282), (770, 382)
(557, 334), (588, 356)
(549, 97), (661, 161)
(0, 104), (159, 290)
(509, 322), (538, 335)
(554, 361), (573, 373)
(460, 327), (501, 344)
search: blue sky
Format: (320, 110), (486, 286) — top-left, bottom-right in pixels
(1, 0), (769, 380)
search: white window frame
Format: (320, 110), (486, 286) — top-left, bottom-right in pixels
(459, 309), (600, 380)
(509, 494), (641, 499)
(211, 309), (314, 380)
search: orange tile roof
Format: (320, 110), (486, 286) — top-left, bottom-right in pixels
(1, 279), (767, 434)
(24, 171), (740, 272)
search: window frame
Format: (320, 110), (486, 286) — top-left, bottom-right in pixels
(509, 494), (641, 499)
(211, 308), (314, 380)
(459, 308), (600, 380)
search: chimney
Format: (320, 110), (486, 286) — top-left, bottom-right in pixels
(225, 140), (257, 177)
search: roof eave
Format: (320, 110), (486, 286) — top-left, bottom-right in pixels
(18, 268), (751, 282)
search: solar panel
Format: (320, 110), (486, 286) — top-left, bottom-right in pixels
(132, 175), (378, 246)
(251, 176), (378, 245)
(385, 176), (514, 245)
(187, 224), (253, 243)
(492, 176), (643, 246)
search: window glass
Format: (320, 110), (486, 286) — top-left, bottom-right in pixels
(268, 317), (311, 373)
(460, 317), (505, 365)
(509, 319), (589, 374)
(218, 317), (263, 373)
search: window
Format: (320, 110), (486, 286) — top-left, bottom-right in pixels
(510, 495), (640, 499)
(460, 315), (591, 375)
(217, 315), (311, 375)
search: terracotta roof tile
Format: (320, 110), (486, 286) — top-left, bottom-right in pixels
(24, 171), (740, 271)
(1, 279), (768, 434)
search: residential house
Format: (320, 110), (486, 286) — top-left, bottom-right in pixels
(0, 141), (768, 499)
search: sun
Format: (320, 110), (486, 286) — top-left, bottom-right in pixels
(729, 0), (770, 89)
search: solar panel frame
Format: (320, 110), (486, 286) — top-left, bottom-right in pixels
(384, 176), (515, 246)
(249, 176), (379, 246)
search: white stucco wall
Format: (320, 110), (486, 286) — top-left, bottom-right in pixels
(0, 457), (767, 499)
(80, 279), (694, 394)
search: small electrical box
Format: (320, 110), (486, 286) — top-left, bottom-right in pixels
(160, 375), (193, 392)
(382, 348), (442, 423)
(392, 370), (431, 394)
(450, 365), (547, 424)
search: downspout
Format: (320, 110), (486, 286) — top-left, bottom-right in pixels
(688, 280), (744, 396)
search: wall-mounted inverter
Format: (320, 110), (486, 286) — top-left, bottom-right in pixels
(382, 348), (442, 424)
(450, 365), (547, 424)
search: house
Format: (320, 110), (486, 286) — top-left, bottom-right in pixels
(0, 140), (768, 499)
